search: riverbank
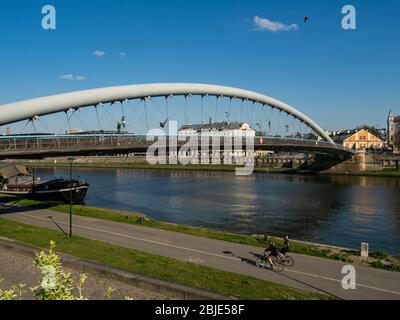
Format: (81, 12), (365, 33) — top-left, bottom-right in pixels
(1, 195), (399, 273)
(16, 161), (298, 174)
(0, 215), (331, 300)
(321, 169), (400, 178)
(15, 160), (400, 177)
(0, 240), (167, 300)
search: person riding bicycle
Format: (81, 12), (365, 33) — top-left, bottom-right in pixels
(278, 236), (290, 260)
(264, 241), (278, 267)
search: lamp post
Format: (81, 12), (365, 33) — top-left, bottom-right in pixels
(67, 157), (75, 237)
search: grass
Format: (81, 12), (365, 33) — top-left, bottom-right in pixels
(369, 251), (389, 260)
(369, 261), (400, 272)
(45, 205), (361, 260)
(321, 170), (400, 178)
(0, 196), (337, 259)
(1, 195), (399, 273)
(0, 217), (332, 300)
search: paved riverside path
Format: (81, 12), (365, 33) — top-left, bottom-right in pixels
(1, 207), (400, 300)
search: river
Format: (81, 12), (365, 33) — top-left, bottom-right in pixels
(36, 167), (400, 254)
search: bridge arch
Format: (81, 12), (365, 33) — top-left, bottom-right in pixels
(0, 83), (334, 144)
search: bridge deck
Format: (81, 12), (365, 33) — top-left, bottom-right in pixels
(0, 134), (354, 160)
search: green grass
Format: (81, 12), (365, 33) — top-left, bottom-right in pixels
(0, 195), (368, 261)
(369, 260), (400, 272)
(322, 170), (400, 177)
(369, 251), (389, 260)
(53, 205), (352, 260)
(1, 197), (336, 259)
(2, 195), (399, 273)
(0, 217), (332, 300)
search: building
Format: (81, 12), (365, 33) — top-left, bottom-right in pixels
(178, 122), (256, 137)
(176, 122), (256, 162)
(393, 116), (400, 154)
(387, 111), (400, 154)
(387, 111), (395, 148)
(332, 128), (385, 150)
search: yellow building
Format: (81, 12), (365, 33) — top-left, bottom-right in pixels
(333, 129), (384, 150)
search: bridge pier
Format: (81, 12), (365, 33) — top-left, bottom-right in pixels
(322, 150), (366, 173)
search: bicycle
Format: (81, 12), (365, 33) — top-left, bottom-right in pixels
(256, 254), (284, 272)
(277, 254), (294, 267)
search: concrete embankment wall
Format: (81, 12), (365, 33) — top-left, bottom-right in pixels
(326, 151), (366, 173)
(12, 151), (400, 174)
(326, 151), (400, 173)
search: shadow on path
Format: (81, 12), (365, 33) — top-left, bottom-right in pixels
(0, 201), (57, 215)
(0, 200), (68, 235)
(223, 249), (343, 300)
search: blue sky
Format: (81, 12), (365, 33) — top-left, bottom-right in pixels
(0, 0), (399, 131)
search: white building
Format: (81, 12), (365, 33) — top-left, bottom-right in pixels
(175, 122), (256, 163)
(178, 122), (256, 137)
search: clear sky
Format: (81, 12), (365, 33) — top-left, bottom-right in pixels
(0, 0), (399, 131)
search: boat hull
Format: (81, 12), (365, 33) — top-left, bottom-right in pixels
(0, 182), (89, 205)
(29, 186), (88, 204)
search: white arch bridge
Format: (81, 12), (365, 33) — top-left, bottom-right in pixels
(0, 83), (353, 160)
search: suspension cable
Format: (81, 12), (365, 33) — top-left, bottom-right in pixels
(37, 117), (51, 133)
(94, 105), (102, 131)
(31, 118), (37, 134)
(121, 100), (126, 116)
(101, 103), (118, 123)
(227, 97), (232, 120)
(240, 99), (244, 122)
(165, 96), (169, 120)
(214, 96), (219, 123)
(144, 97), (149, 132)
(74, 109), (90, 132)
(130, 99), (147, 130)
(201, 95), (204, 123)
(184, 95), (187, 125)
(66, 110), (73, 131)
(21, 119), (31, 134)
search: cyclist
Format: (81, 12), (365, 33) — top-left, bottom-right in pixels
(278, 235), (290, 260)
(264, 241), (279, 267)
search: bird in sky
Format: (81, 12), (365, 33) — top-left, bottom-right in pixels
(304, 16), (310, 23)
(160, 119), (168, 128)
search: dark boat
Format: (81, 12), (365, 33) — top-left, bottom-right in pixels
(0, 163), (89, 204)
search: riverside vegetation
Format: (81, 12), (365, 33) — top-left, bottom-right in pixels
(0, 241), (128, 300)
(1, 195), (399, 273)
(0, 220), (332, 300)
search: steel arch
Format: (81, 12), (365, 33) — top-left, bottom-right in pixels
(0, 83), (334, 144)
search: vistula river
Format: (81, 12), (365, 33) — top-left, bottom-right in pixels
(36, 167), (400, 254)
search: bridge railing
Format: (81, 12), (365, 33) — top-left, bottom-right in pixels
(0, 134), (353, 155)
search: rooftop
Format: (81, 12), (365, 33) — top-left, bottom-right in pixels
(0, 163), (31, 180)
(330, 128), (384, 143)
(179, 122), (251, 131)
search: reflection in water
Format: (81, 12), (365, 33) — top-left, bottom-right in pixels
(37, 167), (400, 254)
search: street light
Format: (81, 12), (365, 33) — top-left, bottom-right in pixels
(67, 157), (75, 237)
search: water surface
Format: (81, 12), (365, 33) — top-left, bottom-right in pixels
(36, 167), (400, 254)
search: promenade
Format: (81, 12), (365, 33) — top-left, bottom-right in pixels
(1, 207), (400, 300)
